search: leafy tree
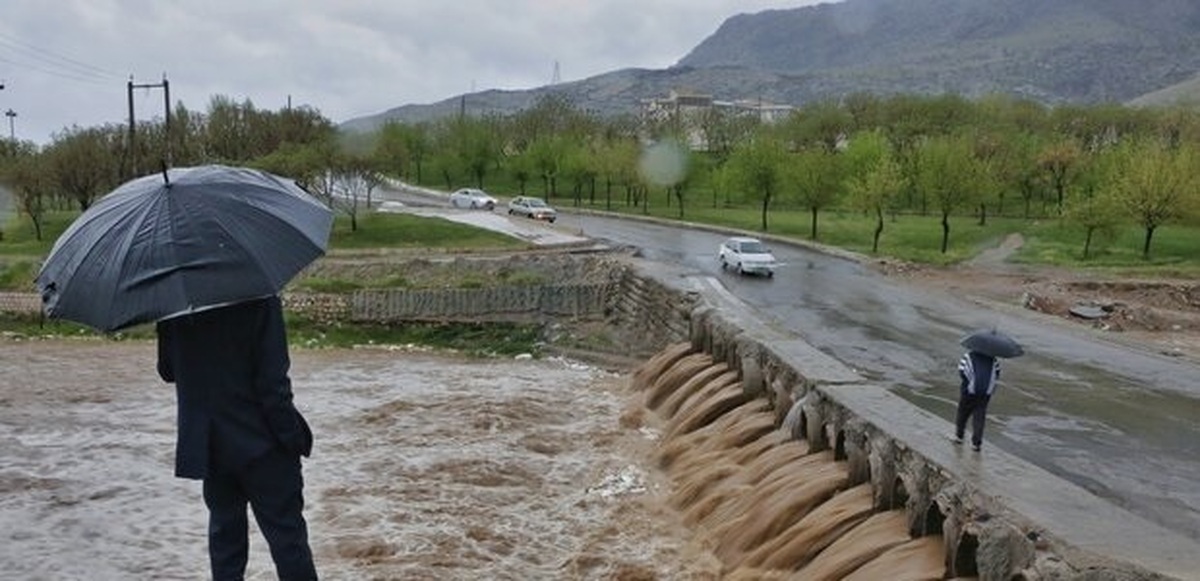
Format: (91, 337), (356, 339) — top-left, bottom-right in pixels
(373, 120), (410, 179)
(1064, 149), (1123, 260)
(784, 100), (853, 152)
(788, 147), (843, 240)
(1110, 139), (1197, 259)
(727, 134), (787, 231)
(3, 152), (51, 241)
(845, 130), (905, 253)
(44, 125), (122, 211)
(527, 136), (571, 201)
(453, 116), (501, 189)
(914, 134), (986, 253)
(1037, 140), (1081, 213)
(330, 154), (381, 232)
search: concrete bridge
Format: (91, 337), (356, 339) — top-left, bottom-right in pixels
(613, 260), (1200, 580)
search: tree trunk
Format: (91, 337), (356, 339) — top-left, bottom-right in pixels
(940, 212), (951, 254)
(1083, 226), (1094, 260)
(810, 206), (819, 240)
(760, 193), (771, 231)
(872, 206), (884, 253)
(1142, 225), (1156, 259)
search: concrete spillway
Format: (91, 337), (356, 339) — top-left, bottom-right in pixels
(620, 269), (1200, 581)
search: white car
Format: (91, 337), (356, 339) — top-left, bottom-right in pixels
(449, 188), (498, 210)
(507, 196), (557, 223)
(719, 236), (777, 277)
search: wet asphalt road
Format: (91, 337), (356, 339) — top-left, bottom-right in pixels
(556, 212), (1200, 542)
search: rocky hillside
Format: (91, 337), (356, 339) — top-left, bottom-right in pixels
(341, 0), (1200, 133)
(680, 0), (1200, 104)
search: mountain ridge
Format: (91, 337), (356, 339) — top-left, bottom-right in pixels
(341, 0), (1200, 133)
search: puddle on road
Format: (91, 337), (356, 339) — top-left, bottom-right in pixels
(0, 340), (715, 580)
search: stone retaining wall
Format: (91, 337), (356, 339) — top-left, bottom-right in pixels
(349, 283), (618, 322)
(0, 292), (41, 314)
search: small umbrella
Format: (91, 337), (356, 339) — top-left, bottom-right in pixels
(36, 165), (333, 332)
(960, 328), (1024, 358)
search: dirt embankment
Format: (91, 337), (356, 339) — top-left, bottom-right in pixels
(873, 233), (1200, 361)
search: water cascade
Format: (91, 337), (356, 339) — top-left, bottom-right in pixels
(633, 344), (961, 580)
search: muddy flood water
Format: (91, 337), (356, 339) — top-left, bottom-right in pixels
(2, 339), (955, 580)
(1, 339), (716, 580)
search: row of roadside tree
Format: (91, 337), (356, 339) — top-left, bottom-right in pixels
(2, 91), (1199, 260)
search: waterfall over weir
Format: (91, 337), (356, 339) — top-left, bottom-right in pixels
(632, 344), (959, 580)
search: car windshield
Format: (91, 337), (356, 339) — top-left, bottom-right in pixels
(739, 241), (767, 253)
(526, 199), (548, 207)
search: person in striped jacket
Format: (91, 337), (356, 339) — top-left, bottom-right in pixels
(954, 350), (1001, 452)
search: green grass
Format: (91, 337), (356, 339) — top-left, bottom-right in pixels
(0, 312), (543, 355)
(0, 312), (156, 340)
(284, 313), (541, 355)
(0, 211), (74, 257)
(1014, 220), (1200, 276)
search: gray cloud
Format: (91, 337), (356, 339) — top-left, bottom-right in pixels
(0, 0), (820, 145)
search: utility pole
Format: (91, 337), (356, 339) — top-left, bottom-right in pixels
(5, 109), (15, 141)
(127, 74), (172, 177)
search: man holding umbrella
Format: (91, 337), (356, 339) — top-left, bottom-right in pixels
(954, 328), (1023, 452)
(36, 165), (332, 579)
(158, 295), (318, 580)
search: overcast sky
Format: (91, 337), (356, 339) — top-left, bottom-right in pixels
(1, 1), (825, 146)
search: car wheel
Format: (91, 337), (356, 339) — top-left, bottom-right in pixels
(736, 263), (744, 275)
(767, 270), (775, 278)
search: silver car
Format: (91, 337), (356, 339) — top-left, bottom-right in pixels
(507, 196), (557, 223)
(449, 188), (498, 210)
(718, 236), (777, 277)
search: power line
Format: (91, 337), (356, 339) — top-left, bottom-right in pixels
(0, 31), (125, 84)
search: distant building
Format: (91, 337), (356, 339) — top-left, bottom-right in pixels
(640, 90), (793, 150)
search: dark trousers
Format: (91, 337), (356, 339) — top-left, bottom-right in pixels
(203, 447), (317, 580)
(955, 390), (991, 447)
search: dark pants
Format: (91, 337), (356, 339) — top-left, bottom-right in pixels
(955, 390), (991, 447)
(203, 447), (317, 580)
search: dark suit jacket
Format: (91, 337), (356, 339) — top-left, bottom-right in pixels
(157, 295), (312, 480)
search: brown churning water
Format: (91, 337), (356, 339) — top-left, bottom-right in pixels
(632, 343), (959, 580)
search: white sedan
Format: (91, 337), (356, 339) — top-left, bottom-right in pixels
(449, 188), (498, 210)
(718, 236), (777, 277)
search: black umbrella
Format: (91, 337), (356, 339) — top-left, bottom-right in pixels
(36, 165), (333, 332)
(960, 328), (1024, 358)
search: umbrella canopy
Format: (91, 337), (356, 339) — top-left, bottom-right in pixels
(36, 165), (333, 332)
(960, 328), (1024, 359)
